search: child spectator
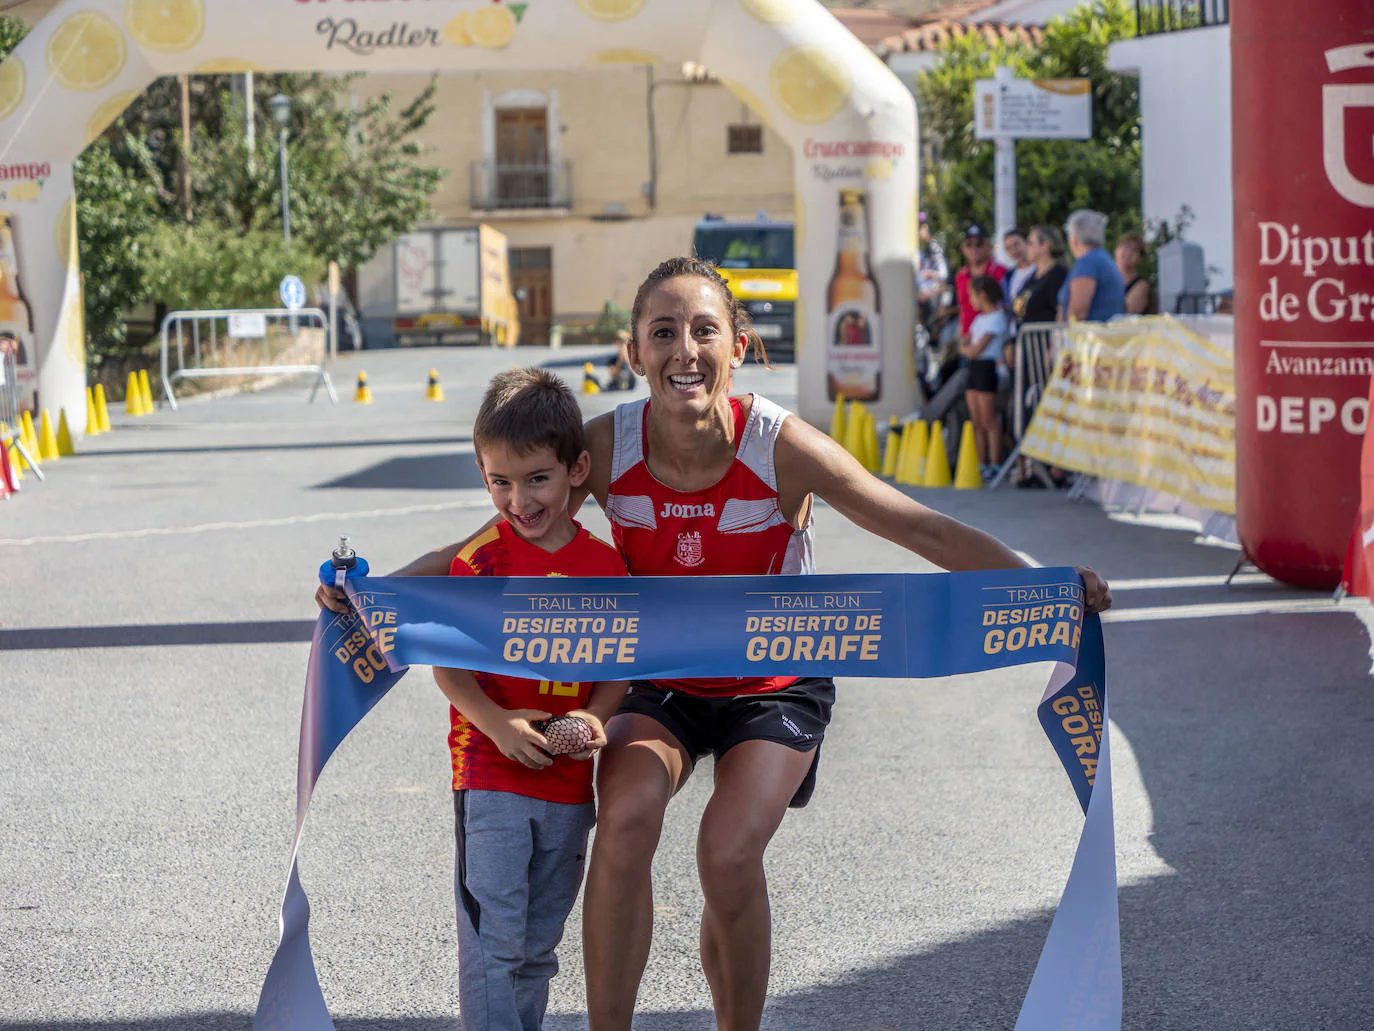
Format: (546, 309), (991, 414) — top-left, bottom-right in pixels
(434, 367), (629, 1031)
(958, 275), (1011, 480)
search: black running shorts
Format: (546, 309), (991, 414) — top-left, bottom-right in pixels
(616, 677), (836, 808)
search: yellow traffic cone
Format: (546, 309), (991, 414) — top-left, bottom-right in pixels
(881, 417), (902, 479)
(841, 402), (864, 463)
(20, 409), (38, 453)
(138, 369), (154, 413)
(954, 421), (983, 490)
(94, 384), (112, 433)
(425, 369), (445, 402)
(5, 440), (21, 482)
(862, 411), (880, 473)
(37, 410), (60, 461)
(922, 420), (952, 487)
(56, 409), (75, 456)
(829, 395), (847, 441)
(85, 388), (101, 436)
(125, 372), (143, 416)
(898, 420), (928, 485)
(581, 362), (601, 395)
(354, 371), (374, 404)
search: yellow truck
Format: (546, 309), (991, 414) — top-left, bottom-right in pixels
(693, 215), (796, 361)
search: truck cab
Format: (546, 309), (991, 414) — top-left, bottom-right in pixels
(692, 215), (796, 363)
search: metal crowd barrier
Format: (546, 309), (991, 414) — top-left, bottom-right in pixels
(989, 322), (1069, 490)
(159, 308), (338, 412)
(0, 347), (42, 481)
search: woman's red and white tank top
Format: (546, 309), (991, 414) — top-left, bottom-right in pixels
(606, 393), (814, 697)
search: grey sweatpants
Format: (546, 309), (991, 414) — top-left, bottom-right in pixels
(453, 789), (595, 1031)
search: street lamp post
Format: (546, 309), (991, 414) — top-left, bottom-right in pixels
(269, 93), (292, 245)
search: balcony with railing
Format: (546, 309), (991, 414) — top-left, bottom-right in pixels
(1136, 0), (1228, 36)
(469, 160), (572, 214)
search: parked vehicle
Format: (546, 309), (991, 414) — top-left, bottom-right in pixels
(693, 214), (795, 362)
(358, 224), (519, 348)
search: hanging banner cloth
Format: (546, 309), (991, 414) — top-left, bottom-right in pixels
(255, 565), (1117, 1031)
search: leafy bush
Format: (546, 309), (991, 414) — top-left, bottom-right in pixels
(142, 224), (323, 313)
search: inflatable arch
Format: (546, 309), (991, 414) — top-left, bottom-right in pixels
(0, 0), (918, 430)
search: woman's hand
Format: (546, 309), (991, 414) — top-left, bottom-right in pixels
(563, 709), (608, 762)
(489, 710), (555, 769)
(315, 582), (351, 614)
(1077, 566), (1112, 614)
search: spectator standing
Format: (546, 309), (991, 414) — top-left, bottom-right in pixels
(1001, 228), (1035, 307)
(958, 275), (1011, 480)
(917, 213), (949, 300)
(1114, 233), (1155, 315)
(1013, 225), (1070, 326)
(955, 225), (1008, 336)
(1058, 210), (1126, 322)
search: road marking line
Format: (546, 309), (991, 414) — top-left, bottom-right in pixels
(1104, 597), (1364, 623)
(1109, 573), (1275, 590)
(0, 498), (494, 547)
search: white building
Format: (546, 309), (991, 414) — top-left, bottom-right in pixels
(1109, 20), (1233, 292)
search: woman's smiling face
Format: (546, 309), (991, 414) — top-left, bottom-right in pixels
(629, 275), (746, 416)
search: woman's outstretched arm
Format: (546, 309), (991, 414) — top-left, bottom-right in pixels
(774, 416), (1112, 612)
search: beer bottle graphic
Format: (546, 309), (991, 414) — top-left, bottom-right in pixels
(0, 214), (35, 397)
(825, 189), (882, 402)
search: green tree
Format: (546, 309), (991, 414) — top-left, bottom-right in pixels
(916, 0), (1142, 258)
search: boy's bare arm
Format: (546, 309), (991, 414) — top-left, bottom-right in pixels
(434, 666), (553, 770)
(566, 680), (630, 759)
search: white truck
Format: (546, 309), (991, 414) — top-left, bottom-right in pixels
(358, 225), (518, 348)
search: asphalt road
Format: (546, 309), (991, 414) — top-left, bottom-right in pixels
(2, 347), (1371, 1030)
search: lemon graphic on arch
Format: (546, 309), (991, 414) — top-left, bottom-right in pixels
(469, 6), (518, 49)
(85, 89), (141, 146)
(720, 78), (768, 121)
(591, 48), (659, 65)
(575, 0), (646, 22)
(59, 291), (86, 368)
(0, 58), (26, 121)
(768, 46), (849, 125)
(442, 12), (473, 47)
(126, 0), (205, 53)
(195, 58), (263, 73)
(47, 11), (127, 92)
(55, 198), (77, 272)
(741, 0), (802, 24)
(7, 180), (41, 202)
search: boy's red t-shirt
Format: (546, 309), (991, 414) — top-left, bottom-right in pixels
(447, 519), (628, 804)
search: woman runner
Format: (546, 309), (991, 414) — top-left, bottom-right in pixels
(317, 256), (1112, 1031)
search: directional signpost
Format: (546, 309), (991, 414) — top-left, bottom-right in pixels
(974, 68), (1092, 254)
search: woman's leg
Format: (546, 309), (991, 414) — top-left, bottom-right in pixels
(963, 390), (988, 465)
(696, 740), (817, 1031)
(583, 714), (691, 1031)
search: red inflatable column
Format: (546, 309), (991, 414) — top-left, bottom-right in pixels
(1233, 2), (1374, 589)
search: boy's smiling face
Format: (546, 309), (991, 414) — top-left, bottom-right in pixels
(477, 441), (589, 551)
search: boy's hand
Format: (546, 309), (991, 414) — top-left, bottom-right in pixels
(315, 583), (352, 615)
(562, 709), (607, 762)
(490, 710), (555, 769)
(1076, 566), (1112, 614)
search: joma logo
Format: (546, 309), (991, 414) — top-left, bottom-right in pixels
(660, 502), (715, 518)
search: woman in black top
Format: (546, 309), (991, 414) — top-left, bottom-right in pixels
(1013, 225), (1069, 324)
(1115, 232), (1155, 315)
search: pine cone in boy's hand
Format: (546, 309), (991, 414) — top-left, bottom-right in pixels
(534, 715), (594, 756)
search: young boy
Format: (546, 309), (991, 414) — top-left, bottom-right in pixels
(434, 367), (628, 1031)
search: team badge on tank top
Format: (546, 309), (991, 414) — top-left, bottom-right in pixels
(675, 530), (705, 567)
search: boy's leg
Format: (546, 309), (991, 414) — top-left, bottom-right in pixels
(455, 789), (536, 1031)
(516, 798), (596, 1031)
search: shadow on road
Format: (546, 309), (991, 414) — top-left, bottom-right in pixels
(314, 453), (487, 492)
(0, 620), (315, 651)
(81, 435), (474, 459)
